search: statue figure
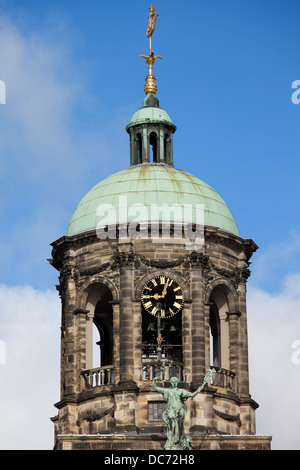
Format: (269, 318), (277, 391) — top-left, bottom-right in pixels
(139, 5), (162, 95)
(153, 365), (215, 450)
(147, 5), (159, 38)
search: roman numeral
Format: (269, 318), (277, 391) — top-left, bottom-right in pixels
(175, 295), (183, 300)
(173, 286), (181, 292)
(144, 301), (152, 309)
(173, 302), (181, 309)
(160, 275), (165, 284)
(152, 279), (157, 286)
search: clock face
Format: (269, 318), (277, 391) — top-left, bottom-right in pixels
(141, 275), (184, 318)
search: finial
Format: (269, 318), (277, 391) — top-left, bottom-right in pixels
(139, 5), (162, 95)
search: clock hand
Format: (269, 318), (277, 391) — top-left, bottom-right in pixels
(150, 293), (164, 300)
(161, 279), (170, 298)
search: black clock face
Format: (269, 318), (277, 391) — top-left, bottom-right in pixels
(141, 275), (184, 318)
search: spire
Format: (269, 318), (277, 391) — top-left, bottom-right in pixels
(139, 5), (162, 95)
(125, 6), (175, 167)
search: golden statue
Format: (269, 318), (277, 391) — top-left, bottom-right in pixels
(146, 5), (159, 38)
(139, 5), (162, 95)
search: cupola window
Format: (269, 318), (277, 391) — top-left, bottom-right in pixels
(149, 131), (158, 162)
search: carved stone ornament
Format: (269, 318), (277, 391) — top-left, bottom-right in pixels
(186, 251), (210, 269)
(213, 408), (241, 427)
(79, 262), (110, 277)
(58, 263), (79, 295)
(111, 248), (136, 270)
(76, 406), (114, 426)
(138, 254), (185, 269)
(211, 264), (250, 288)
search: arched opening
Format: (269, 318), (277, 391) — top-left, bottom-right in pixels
(93, 289), (113, 367)
(85, 283), (113, 370)
(164, 133), (169, 162)
(149, 131), (158, 162)
(136, 132), (143, 164)
(142, 307), (183, 369)
(209, 303), (221, 368)
(209, 286), (230, 370)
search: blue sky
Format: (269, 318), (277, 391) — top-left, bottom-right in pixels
(0, 0), (299, 450)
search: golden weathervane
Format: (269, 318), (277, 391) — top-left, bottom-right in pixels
(139, 5), (162, 95)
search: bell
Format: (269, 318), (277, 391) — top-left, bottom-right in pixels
(147, 322), (156, 332)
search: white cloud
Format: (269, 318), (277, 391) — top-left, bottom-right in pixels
(0, 13), (129, 288)
(251, 231), (300, 292)
(0, 14), (127, 184)
(0, 284), (60, 450)
(247, 273), (300, 450)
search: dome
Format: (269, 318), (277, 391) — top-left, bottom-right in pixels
(66, 164), (239, 237)
(126, 105), (176, 132)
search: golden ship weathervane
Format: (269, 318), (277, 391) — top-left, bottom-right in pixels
(139, 5), (162, 95)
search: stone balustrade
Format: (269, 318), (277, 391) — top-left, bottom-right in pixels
(142, 360), (184, 381)
(80, 363), (237, 393)
(81, 365), (114, 390)
(212, 366), (237, 392)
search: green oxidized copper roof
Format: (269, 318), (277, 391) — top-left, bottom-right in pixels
(126, 97), (176, 132)
(66, 164), (239, 237)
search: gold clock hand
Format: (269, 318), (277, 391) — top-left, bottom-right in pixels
(161, 278), (170, 298)
(150, 293), (163, 300)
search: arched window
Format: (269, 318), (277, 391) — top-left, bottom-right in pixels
(142, 308), (182, 364)
(149, 131), (158, 162)
(209, 286), (230, 370)
(85, 283), (113, 370)
(93, 290), (113, 367)
(164, 133), (169, 162)
(209, 303), (221, 368)
(136, 133), (143, 164)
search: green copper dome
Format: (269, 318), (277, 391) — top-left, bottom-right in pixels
(66, 164), (239, 237)
(126, 106), (176, 131)
(125, 94), (176, 132)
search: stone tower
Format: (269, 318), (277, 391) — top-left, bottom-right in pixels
(49, 7), (271, 451)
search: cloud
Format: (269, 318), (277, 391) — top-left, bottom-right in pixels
(247, 272), (300, 450)
(0, 13), (128, 185)
(0, 15), (80, 178)
(250, 231), (300, 292)
(0, 13), (129, 288)
(0, 284), (60, 450)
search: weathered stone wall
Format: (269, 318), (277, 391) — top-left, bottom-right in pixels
(50, 225), (268, 449)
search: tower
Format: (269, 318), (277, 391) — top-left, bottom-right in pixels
(49, 7), (271, 450)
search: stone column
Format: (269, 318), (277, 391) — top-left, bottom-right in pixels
(59, 264), (79, 399)
(111, 301), (120, 384)
(111, 247), (139, 433)
(226, 311), (241, 374)
(237, 280), (250, 396)
(142, 127), (149, 163)
(189, 253), (208, 388)
(117, 249), (136, 385)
